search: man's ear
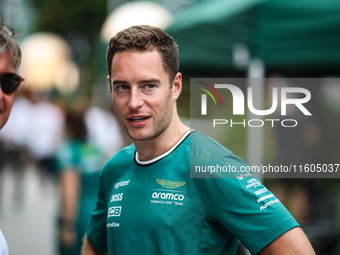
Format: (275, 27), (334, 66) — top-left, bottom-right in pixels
(172, 72), (182, 101)
(107, 75), (112, 93)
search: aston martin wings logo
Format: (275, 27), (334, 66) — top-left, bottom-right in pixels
(156, 179), (186, 189)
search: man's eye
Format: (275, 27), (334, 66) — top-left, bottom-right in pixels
(145, 84), (155, 89)
(116, 85), (129, 91)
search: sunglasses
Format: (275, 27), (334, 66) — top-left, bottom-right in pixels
(0, 73), (24, 94)
(1, 25), (15, 37)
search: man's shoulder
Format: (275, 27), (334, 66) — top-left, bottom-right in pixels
(97, 144), (136, 190)
(189, 131), (248, 177)
(190, 131), (235, 156)
(103, 143), (136, 169)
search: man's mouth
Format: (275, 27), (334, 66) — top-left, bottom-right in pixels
(128, 116), (150, 122)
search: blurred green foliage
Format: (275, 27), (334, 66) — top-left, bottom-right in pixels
(31, 0), (106, 38)
(30, 0), (107, 99)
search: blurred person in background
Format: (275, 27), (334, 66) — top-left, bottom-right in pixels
(26, 90), (65, 182)
(0, 87), (64, 219)
(0, 15), (24, 255)
(54, 105), (105, 255)
(84, 104), (125, 160)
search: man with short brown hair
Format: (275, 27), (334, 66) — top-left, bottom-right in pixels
(82, 25), (315, 255)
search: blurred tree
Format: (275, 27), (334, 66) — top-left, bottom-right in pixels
(31, 0), (105, 38)
(30, 0), (107, 98)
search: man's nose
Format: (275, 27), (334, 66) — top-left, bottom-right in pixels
(128, 88), (144, 110)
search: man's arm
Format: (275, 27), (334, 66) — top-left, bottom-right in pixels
(82, 235), (107, 255)
(260, 227), (315, 255)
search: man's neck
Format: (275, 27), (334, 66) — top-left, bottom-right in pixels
(134, 116), (189, 162)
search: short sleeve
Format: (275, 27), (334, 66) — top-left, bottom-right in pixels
(202, 155), (299, 254)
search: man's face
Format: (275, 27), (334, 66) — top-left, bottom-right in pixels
(109, 50), (181, 141)
(0, 51), (15, 129)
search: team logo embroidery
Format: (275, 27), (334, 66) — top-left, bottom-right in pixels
(156, 179), (186, 189)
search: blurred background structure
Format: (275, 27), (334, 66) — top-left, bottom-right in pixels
(0, 0), (340, 254)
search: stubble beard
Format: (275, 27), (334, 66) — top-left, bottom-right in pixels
(125, 110), (174, 142)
